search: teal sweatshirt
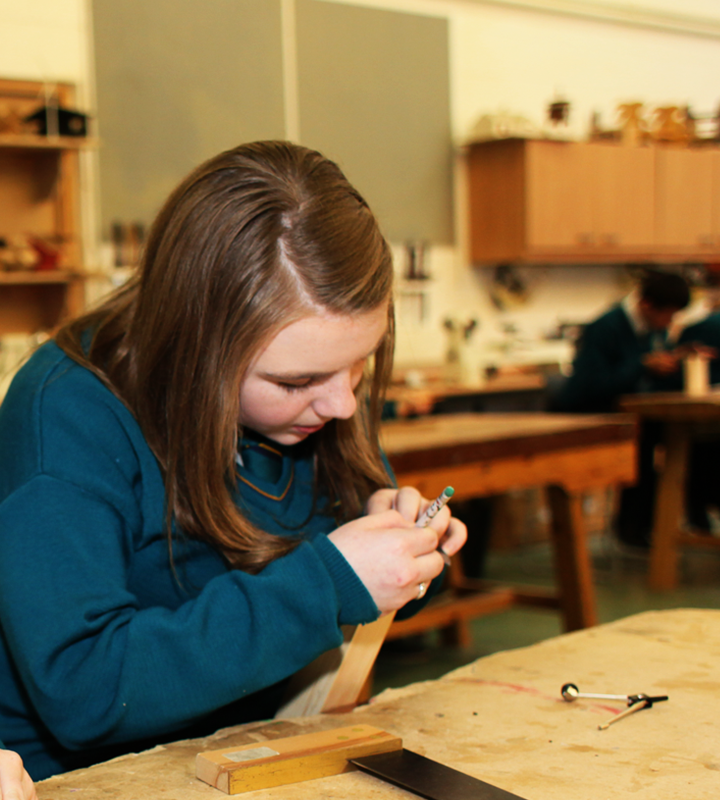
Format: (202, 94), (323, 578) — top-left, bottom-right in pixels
(0, 342), (430, 780)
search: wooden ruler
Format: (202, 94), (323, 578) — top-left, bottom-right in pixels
(196, 724), (401, 794)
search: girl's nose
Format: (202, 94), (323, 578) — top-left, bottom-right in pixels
(313, 373), (358, 420)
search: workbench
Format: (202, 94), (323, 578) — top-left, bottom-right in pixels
(385, 373), (547, 417)
(620, 392), (720, 591)
(381, 413), (637, 637)
(36, 608), (720, 799)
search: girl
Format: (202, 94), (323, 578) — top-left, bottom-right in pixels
(0, 141), (466, 780)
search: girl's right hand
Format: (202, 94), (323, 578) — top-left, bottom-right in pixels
(328, 509), (445, 614)
(0, 750), (37, 800)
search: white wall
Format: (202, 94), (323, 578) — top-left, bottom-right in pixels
(450, 2), (720, 145)
(327, 0), (720, 368)
(0, 0), (93, 102)
(2, 0), (718, 371)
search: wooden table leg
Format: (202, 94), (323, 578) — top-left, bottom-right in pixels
(546, 485), (598, 631)
(649, 422), (689, 591)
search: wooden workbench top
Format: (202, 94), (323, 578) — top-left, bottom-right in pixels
(381, 412), (636, 472)
(37, 609), (720, 799)
(621, 390), (720, 421)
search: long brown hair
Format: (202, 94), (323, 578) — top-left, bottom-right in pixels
(57, 141), (395, 573)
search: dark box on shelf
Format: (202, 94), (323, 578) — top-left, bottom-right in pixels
(24, 106), (88, 137)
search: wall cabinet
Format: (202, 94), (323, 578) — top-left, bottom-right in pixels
(466, 138), (720, 265)
(654, 147), (720, 254)
(0, 78), (89, 336)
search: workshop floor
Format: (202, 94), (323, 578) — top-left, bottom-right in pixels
(372, 536), (720, 696)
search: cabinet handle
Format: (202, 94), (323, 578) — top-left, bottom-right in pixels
(699, 234), (714, 247)
(600, 233), (619, 247)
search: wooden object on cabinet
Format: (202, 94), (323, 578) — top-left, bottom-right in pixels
(0, 77), (89, 335)
(466, 138), (655, 264)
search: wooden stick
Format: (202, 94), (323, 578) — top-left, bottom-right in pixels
(598, 702), (647, 730)
(275, 613), (395, 717)
(276, 489), (451, 717)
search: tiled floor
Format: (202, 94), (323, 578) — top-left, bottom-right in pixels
(372, 536), (720, 695)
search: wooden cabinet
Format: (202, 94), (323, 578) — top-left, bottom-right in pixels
(0, 78), (89, 335)
(654, 147), (720, 254)
(526, 140), (655, 255)
(466, 138), (720, 265)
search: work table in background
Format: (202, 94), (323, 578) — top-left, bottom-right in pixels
(386, 367), (549, 418)
(36, 609), (720, 799)
(380, 412), (636, 637)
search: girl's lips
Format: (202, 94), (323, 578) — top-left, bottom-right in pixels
(292, 423), (325, 435)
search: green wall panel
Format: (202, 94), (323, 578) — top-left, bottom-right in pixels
(93, 0), (285, 231)
(296, 0), (453, 244)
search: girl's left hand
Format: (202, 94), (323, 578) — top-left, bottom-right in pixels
(366, 487), (467, 558)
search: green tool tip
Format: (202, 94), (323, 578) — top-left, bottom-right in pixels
(444, 487), (454, 497)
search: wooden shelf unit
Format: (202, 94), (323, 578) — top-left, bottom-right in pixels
(0, 77), (90, 336)
(466, 138), (720, 265)
(0, 134), (92, 150)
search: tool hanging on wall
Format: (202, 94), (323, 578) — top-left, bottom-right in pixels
(488, 264), (527, 311)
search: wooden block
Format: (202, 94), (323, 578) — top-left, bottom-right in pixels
(196, 724), (402, 794)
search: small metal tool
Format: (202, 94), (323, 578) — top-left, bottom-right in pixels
(598, 694), (669, 730)
(416, 486), (454, 567)
(561, 683), (630, 703)
(561, 683), (669, 729)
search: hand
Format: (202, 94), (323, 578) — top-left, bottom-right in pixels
(366, 487), (467, 558)
(329, 509), (446, 614)
(675, 342), (718, 360)
(642, 350), (681, 375)
(0, 750), (37, 800)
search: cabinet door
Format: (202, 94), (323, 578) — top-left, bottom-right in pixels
(711, 150), (720, 249)
(466, 139), (527, 263)
(589, 144), (654, 252)
(525, 141), (595, 253)
(655, 147), (714, 251)
(526, 142), (654, 256)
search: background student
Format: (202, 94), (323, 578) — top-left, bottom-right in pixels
(553, 268), (690, 547)
(0, 141), (466, 780)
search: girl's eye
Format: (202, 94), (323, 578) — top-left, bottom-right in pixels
(278, 381), (312, 392)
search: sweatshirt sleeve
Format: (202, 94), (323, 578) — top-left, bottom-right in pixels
(0, 475), (380, 750)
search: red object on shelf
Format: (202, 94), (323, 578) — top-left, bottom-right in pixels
(29, 237), (61, 271)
